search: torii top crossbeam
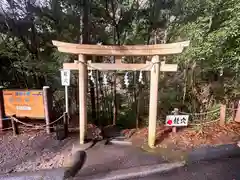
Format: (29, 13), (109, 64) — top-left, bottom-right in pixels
(52, 40), (189, 56)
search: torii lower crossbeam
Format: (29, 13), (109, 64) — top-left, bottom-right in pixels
(63, 61), (178, 72)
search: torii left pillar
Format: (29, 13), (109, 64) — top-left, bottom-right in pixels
(78, 54), (88, 144)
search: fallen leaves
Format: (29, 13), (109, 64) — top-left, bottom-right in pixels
(130, 121), (240, 151)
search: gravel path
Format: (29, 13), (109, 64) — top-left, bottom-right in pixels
(0, 130), (78, 174)
(0, 124), (121, 174)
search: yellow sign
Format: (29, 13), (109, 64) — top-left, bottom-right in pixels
(3, 90), (45, 119)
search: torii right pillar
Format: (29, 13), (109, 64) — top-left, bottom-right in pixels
(148, 55), (160, 148)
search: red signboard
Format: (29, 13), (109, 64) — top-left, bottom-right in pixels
(3, 90), (45, 119)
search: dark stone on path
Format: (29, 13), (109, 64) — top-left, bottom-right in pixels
(6, 169), (14, 174)
(102, 125), (122, 138)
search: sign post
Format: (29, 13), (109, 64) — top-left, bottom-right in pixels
(65, 86), (69, 113)
(60, 69), (70, 138)
(61, 69), (70, 114)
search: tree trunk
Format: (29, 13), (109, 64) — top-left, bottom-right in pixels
(80, 0), (97, 123)
(98, 72), (106, 124)
(90, 80), (96, 122)
(113, 74), (117, 125)
(133, 71), (139, 129)
(112, 26), (117, 126)
(95, 70), (100, 125)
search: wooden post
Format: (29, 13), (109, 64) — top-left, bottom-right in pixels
(43, 86), (51, 134)
(0, 87), (4, 131)
(234, 100), (240, 123)
(220, 104), (226, 126)
(172, 108), (178, 133)
(79, 54), (88, 144)
(148, 55), (160, 148)
(11, 115), (19, 136)
(64, 112), (68, 137)
(232, 101), (238, 122)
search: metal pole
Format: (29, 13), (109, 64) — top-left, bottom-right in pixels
(43, 86), (51, 134)
(65, 86), (69, 113)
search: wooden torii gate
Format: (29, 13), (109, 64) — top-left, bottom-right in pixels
(52, 40), (189, 148)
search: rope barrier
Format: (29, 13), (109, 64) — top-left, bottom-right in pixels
(10, 114), (65, 130)
(189, 119), (220, 126)
(179, 108), (220, 116)
(10, 117), (36, 128)
(175, 106), (239, 126)
(2, 117), (12, 121)
(1, 127), (13, 131)
(226, 108), (238, 111)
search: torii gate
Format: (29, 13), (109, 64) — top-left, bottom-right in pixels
(52, 40), (189, 148)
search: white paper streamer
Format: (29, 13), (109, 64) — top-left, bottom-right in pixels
(103, 73), (108, 86)
(88, 70), (95, 85)
(139, 71), (143, 84)
(124, 72), (129, 87)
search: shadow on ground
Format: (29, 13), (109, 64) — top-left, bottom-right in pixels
(130, 157), (240, 180)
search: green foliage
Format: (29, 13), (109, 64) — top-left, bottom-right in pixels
(167, 0), (240, 113)
(0, 0), (239, 127)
